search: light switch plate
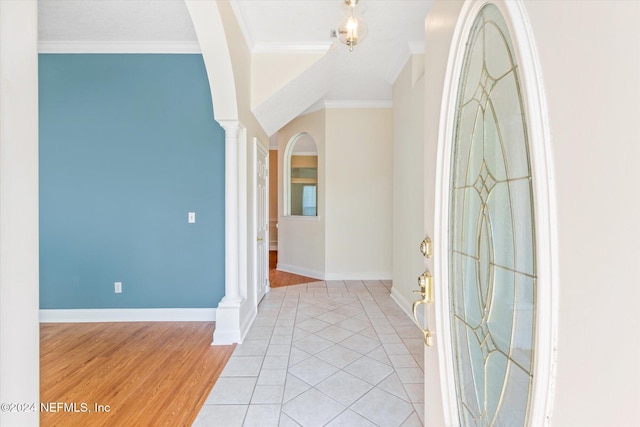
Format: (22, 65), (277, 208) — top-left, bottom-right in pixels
(188, 212), (196, 223)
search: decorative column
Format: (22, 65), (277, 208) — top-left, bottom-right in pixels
(221, 120), (242, 304)
(213, 120), (244, 345)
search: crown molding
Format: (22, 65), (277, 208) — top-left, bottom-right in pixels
(38, 41), (201, 54)
(299, 100), (326, 117)
(228, 1), (330, 54)
(324, 100), (393, 109)
(230, 1), (256, 51)
(253, 42), (333, 54)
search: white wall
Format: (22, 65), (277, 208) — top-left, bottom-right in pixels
(391, 56), (427, 313)
(276, 107), (393, 281)
(277, 110), (326, 278)
(324, 108), (393, 280)
(0, 1), (40, 426)
(525, 1), (640, 424)
(422, 0), (640, 424)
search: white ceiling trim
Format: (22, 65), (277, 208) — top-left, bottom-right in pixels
(253, 42), (333, 54)
(300, 100), (326, 116)
(229, 0), (331, 54)
(38, 41), (201, 54)
(324, 100), (393, 109)
(229, 1), (256, 51)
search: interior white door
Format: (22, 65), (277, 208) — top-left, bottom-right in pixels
(256, 143), (270, 303)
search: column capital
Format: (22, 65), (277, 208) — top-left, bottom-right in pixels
(218, 120), (243, 137)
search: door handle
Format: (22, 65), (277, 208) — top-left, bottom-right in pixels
(414, 270), (433, 303)
(257, 237), (264, 241)
(412, 270), (433, 346)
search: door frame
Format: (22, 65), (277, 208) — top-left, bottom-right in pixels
(431, 1), (559, 425)
(253, 138), (270, 304)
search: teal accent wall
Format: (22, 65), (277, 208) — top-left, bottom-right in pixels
(39, 54), (225, 309)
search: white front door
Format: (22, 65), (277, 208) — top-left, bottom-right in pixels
(256, 143), (270, 303)
(424, 1), (556, 425)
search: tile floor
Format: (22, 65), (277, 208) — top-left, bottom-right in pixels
(194, 280), (425, 427)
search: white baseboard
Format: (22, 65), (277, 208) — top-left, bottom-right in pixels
(39, 308), (216, 323)
(276, 263), (392, 282)
(390, 287), (414, 319)
(239, 307), (257, 344)
(323, 272), (393, 281)
(276, 263), (324, 280)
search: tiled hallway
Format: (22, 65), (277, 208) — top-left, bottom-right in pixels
(194, 280), (425, 426)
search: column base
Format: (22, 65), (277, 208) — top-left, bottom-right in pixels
(212, 297), (244, 345)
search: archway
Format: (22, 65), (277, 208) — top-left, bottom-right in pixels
(185, 0), (246, 344)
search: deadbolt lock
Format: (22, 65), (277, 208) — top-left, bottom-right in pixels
(420, 237), (432, 258)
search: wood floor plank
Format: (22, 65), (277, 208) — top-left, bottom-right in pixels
(269, 250), (318, 288)
(40, 322), (235, 427)
(41, 253), (313, 426)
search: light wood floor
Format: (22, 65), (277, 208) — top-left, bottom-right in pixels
(269, 250), (318, 288)
(40, 252), (313, 426)
(40, 322), (235, 427)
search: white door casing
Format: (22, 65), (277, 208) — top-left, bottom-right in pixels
(255, 140), (270, 303)
(430, 1), (558, 425)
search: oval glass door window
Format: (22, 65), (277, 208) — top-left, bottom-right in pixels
(448, 4), (536, 425)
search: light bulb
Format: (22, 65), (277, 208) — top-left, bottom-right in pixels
(337, 0), (367, 52)
(346, 16), (357, 32)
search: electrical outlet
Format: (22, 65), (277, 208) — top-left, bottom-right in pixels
(114, 282), (122, 294)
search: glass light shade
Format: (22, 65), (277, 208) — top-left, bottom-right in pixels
(337, 14), (367, 51)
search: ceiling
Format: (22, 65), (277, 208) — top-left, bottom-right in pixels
(39, 0), (434, 135)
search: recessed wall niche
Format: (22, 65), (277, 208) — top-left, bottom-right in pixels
(284, 133), (318, 217)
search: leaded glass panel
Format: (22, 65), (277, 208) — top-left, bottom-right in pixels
(448, 4), (536, 426)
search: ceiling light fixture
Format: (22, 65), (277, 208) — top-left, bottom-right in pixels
(337, 0), (367, 52)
